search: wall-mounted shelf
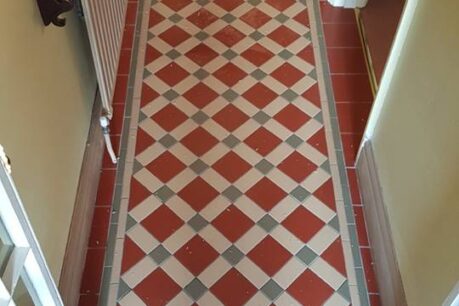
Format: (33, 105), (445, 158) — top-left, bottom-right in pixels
(36, 0), (74, 27)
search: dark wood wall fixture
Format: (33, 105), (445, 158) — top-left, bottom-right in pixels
(36, 0), (74, 27)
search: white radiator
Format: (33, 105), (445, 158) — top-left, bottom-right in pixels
(81, 0), (128, 114)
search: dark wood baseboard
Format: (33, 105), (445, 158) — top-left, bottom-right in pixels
(59, 92), (104, 306)
(356, 140), (407, 306)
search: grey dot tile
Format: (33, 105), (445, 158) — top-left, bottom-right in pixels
(125, 214), (137, 232)
(281, 89), (299, 102)
(251, 69), (268, 80)
(261, 279), (283, 300)
(328, 215), (340, 232)
(278, 49), (294, 60)
(253, 111), (271, 125)
(154, 186), (175, 202)
(275, 13), (289, 23)
(222, 13), (237, 23)
(304, 31), (312, 41)
(222, 49), (238, 60)
(249, 31), (264, 41)
(188, 214), (209, 232)
(132, 159), (143, 174)
(290, 186), (310, 202)
(222, 245), (244, 266)
(296, 245), (317, 265)
(194, 68), (210, 80)
(248, 0), (261, 5)
(255, 159), (274, 175)
(223, 135), (241, 148)
(159, 134), (177, 148)
(147, 31), (155, 40)
(222, 89), (239, 102)
(196, 0), (209, 5)
(138, 111), (148, 123)
(184, 278), (208, 301)
(149, 245), (171, 264)
(192, 111), (210, 124)
(143, 69), (152, 79)
(195, 31), (210, 41)
(257, 215), (278, 232)
(320, 160), (331, 174)
(166, 49), (181, 60)
(309, 68), (317, 80)
(189, 159), (209, 174)
(338, 281), (351, 302)
(285, 134), (303, 148)
(117, 279), (130, 300)
(169, 13), (183, 23)
(222, 186), (243, 202)
(163, 89), (179, 101)
(314, 111), (323, 124)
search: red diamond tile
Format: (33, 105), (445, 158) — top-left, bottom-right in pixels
(129, 178), (152, 210)
(278, 151), (317, 183)
(273, 104), (310, 132)
(246, 177), (287, 211)
(271, 62), (305, 87)
(354, 205), (369, 246)
(247, 236), (291, 276)
(302, 83), (321, 107)
(361, 247), (379, 293)
(187, 8), (218, 29)
(141, 83), (160, 106)
(287, 270), (334, 305)
(183, 83), (218, 108)
(241, 43), (274, 66)
(146, 152), (186, 183)
(297, 45), (315, 64)
(181, 127), (219, 156)
(96, 169), (115, 205)
(266, 0), (295, 11)
(213, 104), (249, 132)
(214, 0), (244, 11)
(321, 238), (346, 276)
(178, 177), (219, 211)
(212, 205), (254, 242)
(155, 62), (189, 86)
(149, 9), (165, 28)
(121, 236), (145, 274)
(212, 151), (251, 183)
(282, 207), (324, 242)
(244, 127), (282, 156)
(293, 9), (309, 26)
(214, 25), (245, 47)
(213, 63), (247, 87)
(268, 25), (301, 47)
(211, 268), (257, 306)
(242, 83), (278, 109)
(145, 45), (162, 65)
(141, 206), (184, 242)
(313, 178), (336, 211)
(151, 104), (188, 132)
(307, 128), (328, 156)
(240, 8), (271, 29)
(161, 0), (191, 11)
(185, 43), (219, 66)
(175, 235), (219, 275)
(158, 26), (191, 47)
(134, 268), (181, 306)
(347, 169), (362, 204)
(135, 127), (155, 155)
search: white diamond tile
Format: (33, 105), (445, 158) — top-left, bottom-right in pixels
(236, 257), (270, 289)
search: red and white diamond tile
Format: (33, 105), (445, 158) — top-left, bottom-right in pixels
(111, 0), (360, 305)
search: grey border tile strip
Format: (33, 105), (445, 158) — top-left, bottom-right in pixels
(308, 0), (370, 305)
(98, 0), (146, 305)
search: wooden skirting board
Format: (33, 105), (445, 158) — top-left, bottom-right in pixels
(58, 92), (105, 306)
(356, 140), (407, 306)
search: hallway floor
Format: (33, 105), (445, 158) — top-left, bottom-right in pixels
(80, 0), (377, 305)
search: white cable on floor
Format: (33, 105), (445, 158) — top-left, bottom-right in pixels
(100, 116), (118, 164)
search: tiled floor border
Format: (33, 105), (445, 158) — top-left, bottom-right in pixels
(307, 1), (370, 305)
(97, 0), (148, 304)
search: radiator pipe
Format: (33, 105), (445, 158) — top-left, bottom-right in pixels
(99, 116), (118, 164)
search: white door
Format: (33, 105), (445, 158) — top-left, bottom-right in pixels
(0, 146), (63, 306)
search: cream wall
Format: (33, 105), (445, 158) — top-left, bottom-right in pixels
(0, 1), (96, 280)
(370, 0), (459, 305)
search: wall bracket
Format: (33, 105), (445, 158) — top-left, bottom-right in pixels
(36, 0), (74, 27)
